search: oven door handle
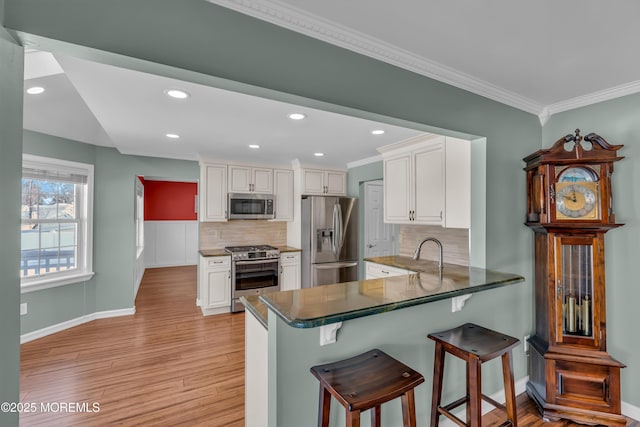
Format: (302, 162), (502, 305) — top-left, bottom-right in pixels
(314, 261), (358, 269)
(235, 259), (279, 266)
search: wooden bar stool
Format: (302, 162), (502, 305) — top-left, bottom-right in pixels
(427, 323), (520, 427)
(310, 349), (425, 427)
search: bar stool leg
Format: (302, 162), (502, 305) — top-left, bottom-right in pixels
(401, 389), (418, 427)
(318, 386), (331, 427)
(430, 342), (446, 427)
(370, 406), (381, 427)
(501, 351), (518, 427)
(346, 409), (361, 427)
(468, 357), (482, 427)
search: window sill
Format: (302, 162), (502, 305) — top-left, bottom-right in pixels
(21, 272), (95, 294)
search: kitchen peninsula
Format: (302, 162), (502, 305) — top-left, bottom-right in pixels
(242, 256), (525, 427)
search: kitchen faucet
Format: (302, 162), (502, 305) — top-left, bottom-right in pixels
(412, 237), (444, 269)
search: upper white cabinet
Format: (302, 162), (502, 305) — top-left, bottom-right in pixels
(273, 169), (294, 221)
(199, 163), (228, 222)
(228, 165), (273, 194)
(379, 135), (470, 228)
(301, 168), (346, 195)
(443, 137), (471, 229)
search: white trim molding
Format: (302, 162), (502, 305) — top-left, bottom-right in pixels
(542, 79), (640, 124)
(207, 0), (544, 116)
(20, 307), (136, 344)
(209, 0), (640, 123)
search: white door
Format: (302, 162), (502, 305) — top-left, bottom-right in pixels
(364, 181), (395, 257)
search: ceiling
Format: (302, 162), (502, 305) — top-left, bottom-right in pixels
(22, 1), (640, 167)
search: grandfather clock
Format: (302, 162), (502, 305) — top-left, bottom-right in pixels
(523, 129), (626, 426)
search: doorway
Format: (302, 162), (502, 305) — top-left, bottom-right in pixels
(363, 180), (396, 258)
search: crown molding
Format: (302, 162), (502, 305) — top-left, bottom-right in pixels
(207, 0), (544, 116)
(346, 154), (381, 169)
(209, 0), (640, 125)
(541, 80), (640, 125)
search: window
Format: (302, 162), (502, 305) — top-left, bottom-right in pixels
(20, 155), (94, 292)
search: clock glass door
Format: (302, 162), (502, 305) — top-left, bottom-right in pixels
(555, 235), (602, 348)
(561, 243), (593, 337)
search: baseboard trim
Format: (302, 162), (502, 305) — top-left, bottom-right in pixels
(20, 307), (136, 344)
(623, 401), (640, 422)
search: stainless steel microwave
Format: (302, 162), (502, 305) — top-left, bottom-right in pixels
(228, 193), (275, 219)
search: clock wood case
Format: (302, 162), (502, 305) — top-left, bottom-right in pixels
(523, 130), (626, 426)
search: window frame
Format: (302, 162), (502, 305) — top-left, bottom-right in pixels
(21, 154), (95, 293)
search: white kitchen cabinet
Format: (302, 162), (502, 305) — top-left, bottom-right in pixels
(199, 163), (228, 222)
(301, 168), (346, 195)
(379, 135), (469, 228)
(273, 169), (294, 221)
(280, 251), (301, 291)
(228, 165), (273, 194)
(444, 137), (471, 229)
(199, 255), (231, 315)
(365, 261), (412, 279)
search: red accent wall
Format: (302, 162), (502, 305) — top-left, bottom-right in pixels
(143, 180), (198, 221)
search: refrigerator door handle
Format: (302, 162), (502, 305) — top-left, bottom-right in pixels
(332, 201), (344, 258)
(314, 261), (358, 269)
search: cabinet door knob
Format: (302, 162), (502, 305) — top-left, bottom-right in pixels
(367, 244), (376, 248)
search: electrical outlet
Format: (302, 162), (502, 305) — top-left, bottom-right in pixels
(20, 303), (28, 316)
(523, 334), (530, 353)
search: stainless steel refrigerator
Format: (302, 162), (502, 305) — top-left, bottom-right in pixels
(301, 195), (358, 288)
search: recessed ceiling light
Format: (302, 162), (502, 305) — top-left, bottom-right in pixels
(314, 152), (325, 157)
(371, 129), (385, 135)
(165, 133), (180, 139)
(26, 86), (45, 95)
(249, 144), (260, 149)
(288, 113), (306, 120)
(165, 89), (190, 99)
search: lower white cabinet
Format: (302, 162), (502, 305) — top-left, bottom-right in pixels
(199, 255), (231, 315)
(280, 251), (301, 291)
(365, 261), (412, 279)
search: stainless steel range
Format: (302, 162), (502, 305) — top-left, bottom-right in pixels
(225, 245), (280, 312)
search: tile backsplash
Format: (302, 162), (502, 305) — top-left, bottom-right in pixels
(200, 221), (287, 249)
(398, 224), (469, 266)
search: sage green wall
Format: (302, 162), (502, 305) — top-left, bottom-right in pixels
(5, 1), (540, 425)
(21, 130), (198, 333)
(0, 21), (22, 427)
(543, 94), (640, 408)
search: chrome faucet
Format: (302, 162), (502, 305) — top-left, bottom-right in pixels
(412, 237), (444, 269)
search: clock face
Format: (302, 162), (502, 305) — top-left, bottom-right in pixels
(557, 166), (598, 183)
(555, 182), (599, 220)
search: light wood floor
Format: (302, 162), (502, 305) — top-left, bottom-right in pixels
(20, 265), (637, 426)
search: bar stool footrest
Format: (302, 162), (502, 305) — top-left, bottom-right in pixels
(481, 394), (506, 412)
(437, 406), (468, 427)
(441, 396), (468, 412)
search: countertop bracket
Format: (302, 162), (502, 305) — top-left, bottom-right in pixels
(319, 322), (342, 346)
(451, 294), (472, 312)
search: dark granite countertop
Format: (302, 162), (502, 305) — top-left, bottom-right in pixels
(199, 249), (229, 257)
(279, 246), (301, 253)
(241, 295), (268, 328)
(260, 256), (525, 329)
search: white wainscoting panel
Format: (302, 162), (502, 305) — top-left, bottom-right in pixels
(145, 221), (198, 268)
